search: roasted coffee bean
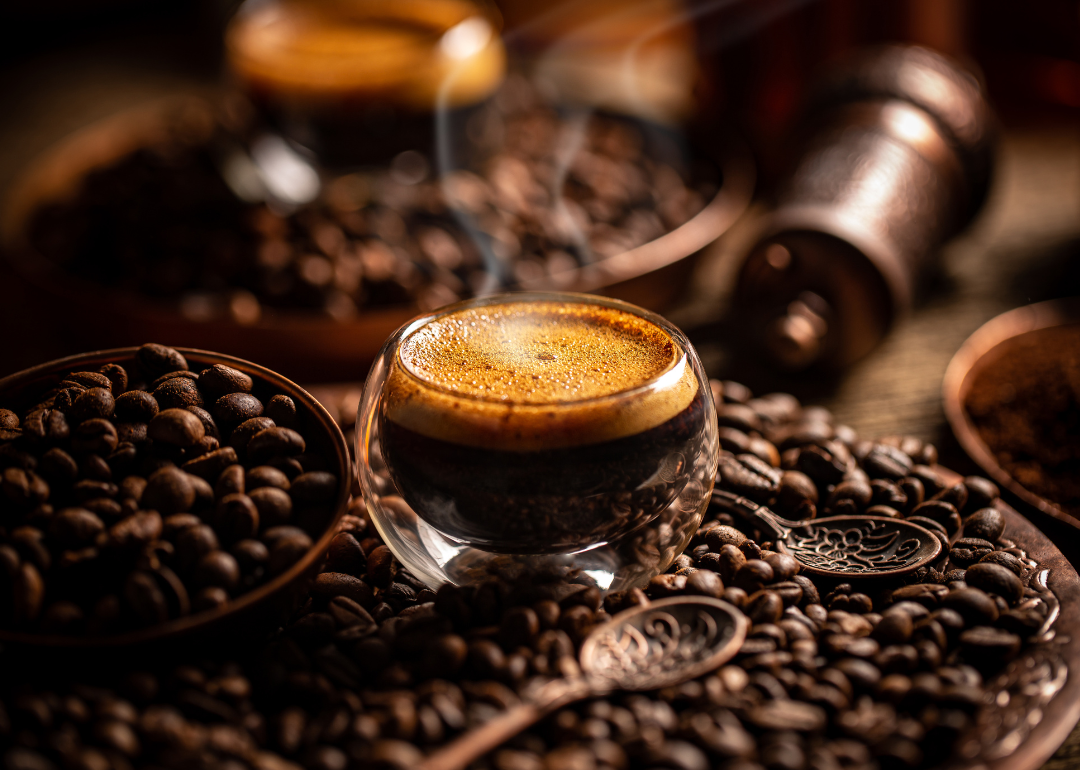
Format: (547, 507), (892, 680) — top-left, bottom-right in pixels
(932, 482), (968, 511)
(214, 393), (264, 431)
(963, 508), (1005, 542)
(733, 560), (773, 593)
(716, 452), (780, 502)
(959, 626), (1021, 665)
(898, 476), (925, 511)
(198, 365), (254, 399)
(192, 551), (241, 592)
(267, 528), (313, 576)
(746, 591), (784, 624)
(978, 550), (1022, 575)
(247, 465), (291, 491)
(266, 395), (298, 428)
(136, 344), (188, 378)
(684, 569), (724, 599)
(185, 406), (220, 440)
(215, 494), (260, 542)
(231, 539), (270, 575)
(942, 587), (999, 625)
(154, 377), (204, 410)
(176, 524), (220, 573)
(911, 500), (961, 536)
(291, 472), (339, 504)
(796, 444), (848, 486)
(148, 409), (205, 447)
(142, 467), (196, 516)
(248, 486), (293, 527)
(862, 444), (913, 479)
(71, 418), (117, 455)
(964, 563), (1024, 604)
(909, 465), (946, 496)
(964, 476), (999, 512)
(229, 417), (276, 453)
(49, 508), (105, 547)
(705, 525), (747, 551)
(764, 552), (799, 581)
(182, 447), (238, 481)
(949, 538), (996, 568)
(826, 479), (872, 513)
(70, 388), (116, 423)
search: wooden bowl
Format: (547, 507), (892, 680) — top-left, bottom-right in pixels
(0, 346), (351, 654)
(0, 94), (754, 383)
(943, 298), (1080, 528)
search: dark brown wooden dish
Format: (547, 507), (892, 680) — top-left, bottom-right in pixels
(0, 346), (351, 650)
(0, 94), (754, 382)
(943, 298), (1080, 529)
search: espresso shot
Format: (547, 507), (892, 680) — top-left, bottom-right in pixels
(377, 298), (712, 554)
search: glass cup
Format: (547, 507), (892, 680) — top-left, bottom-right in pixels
(356, 292), (718, 592)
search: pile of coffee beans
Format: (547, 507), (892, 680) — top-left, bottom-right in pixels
(28, 77), (715, 322)
(0, 379), (1057, 770)
(0, 344), (341, 635)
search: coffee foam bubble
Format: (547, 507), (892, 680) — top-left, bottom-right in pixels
(383, 301), (699, 450)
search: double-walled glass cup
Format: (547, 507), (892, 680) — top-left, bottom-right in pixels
(357, 292), (718, 591)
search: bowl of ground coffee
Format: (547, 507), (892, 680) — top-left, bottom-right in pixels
(357, 292), (718, 592)
(0, 343), (350, 648)
(944, 298), (1080, 525)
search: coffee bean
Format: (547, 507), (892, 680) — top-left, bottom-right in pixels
(247, 465), (291, 491)
(153, 377), (204, 410)
(862, 444), (912, 479)
(705, 525), (747, 551)
(733, 560), (773, 593)
(247, 486), (293, 527)
(764, 552), (799, 580)
(949, 538), (995, 568)
(932, 482), (968, 511)
(941, 587), (999, 625)
(964, 563), (1024, 604)
(684, 570), (724, 599)
(978, 550), (1022, 575)
(198, 365), (254, 399)
(69, 388), (116, 424)
(176, 524), (220, 573)
(267, 529), (313, 576)
(911, 500), (961, 536)
(135, 344), (187, 377)
(963, 508), (1005, 542)
(49, 508), (105, 547)
(291, 472), (339, 504)
(716, 452), (780, 502)
(963, 476), (999, 512)
(746, 590), (784, 624)
(228, 417), (276, 454)
(214, 393), (264, 431)
(182, 447), (238, 481)
(959, 626), (1021, 664)
(266, 395), (298, 428)
(215, 494), (260, 542)
(193, 550), (240, 592)
(142, 467), (196, 516)
(149, 409), (205, 447)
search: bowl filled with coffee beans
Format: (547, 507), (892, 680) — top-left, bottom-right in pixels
(0, 343), (350, 648)
(0, 82), (752, 382)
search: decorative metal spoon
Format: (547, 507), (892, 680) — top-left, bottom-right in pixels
(418, 596), (748, 770)
(711, 489), (943, 580)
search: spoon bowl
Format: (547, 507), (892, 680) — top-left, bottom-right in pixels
(711, 490), (942, 580)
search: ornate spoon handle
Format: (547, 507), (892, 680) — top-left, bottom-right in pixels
(710, 489), (794, 540)
(418, 677), (595, 770)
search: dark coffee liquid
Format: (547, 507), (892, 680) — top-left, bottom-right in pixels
(380, 387), (709, 552)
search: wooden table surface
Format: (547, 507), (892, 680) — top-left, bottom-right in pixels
(3, 27), (1080, 768)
